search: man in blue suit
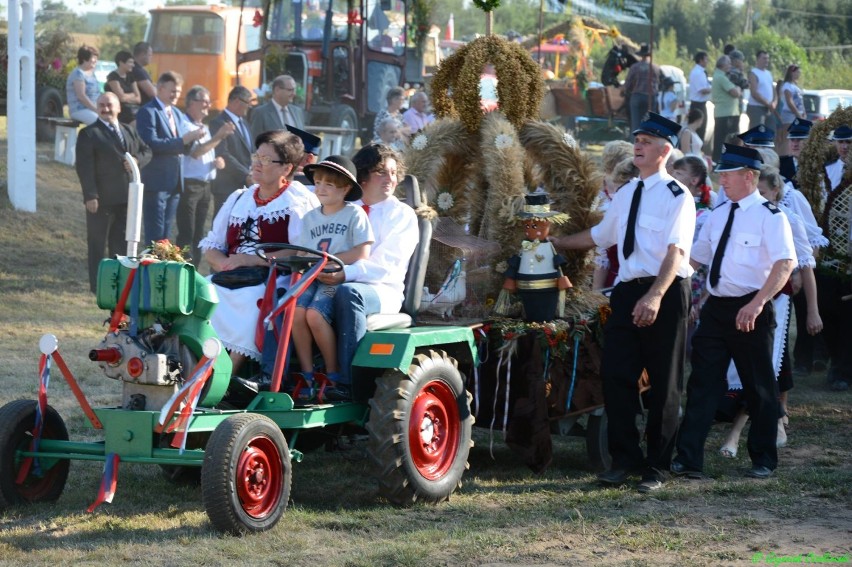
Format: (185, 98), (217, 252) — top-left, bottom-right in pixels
(136, 71), (205, 244)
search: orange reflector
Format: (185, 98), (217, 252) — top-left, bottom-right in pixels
(369, 343), (394, 355)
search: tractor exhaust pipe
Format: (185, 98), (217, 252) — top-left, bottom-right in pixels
(124, 152), (144, 258)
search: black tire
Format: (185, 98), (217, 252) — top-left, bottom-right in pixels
(158, 431), (208, 485)
(366, 349), (474, 506)
(201, 413), (291, 535)
(586, 412), (611, 471)
(0, 400), (70, 508)
(35, 87), (64, 143)
(329, 104), (358, 157)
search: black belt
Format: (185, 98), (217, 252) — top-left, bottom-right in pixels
(707, 291), (759, 303)
(623, 276), (684, 286)
(624, 276), (656, 285)
(185, 179), (211, 186)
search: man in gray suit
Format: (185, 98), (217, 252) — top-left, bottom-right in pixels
(250, 75), (306, 139)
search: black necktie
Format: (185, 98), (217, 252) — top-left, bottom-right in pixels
(709, 202), (739, 288)
(622, 180), (643, 258)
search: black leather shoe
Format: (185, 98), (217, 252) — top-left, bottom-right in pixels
(597, 469), (630, 485)
(670, 460), (704, 479)
(745, 465), (773, 479)
(229, 373), (274, 394)
(322, 383), (352, 402)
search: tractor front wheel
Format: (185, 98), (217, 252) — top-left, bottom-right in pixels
(0, 400), (70, 508)
(201, 413), (291, 534)
(367, 350), (473, 506)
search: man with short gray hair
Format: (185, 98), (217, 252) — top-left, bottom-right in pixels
(177, 85), (235, 266)
(711, 55), (743, 163)
(250, 75), (305, 139)
(402, 91), (434, 133)
(551, 112), (695, 493)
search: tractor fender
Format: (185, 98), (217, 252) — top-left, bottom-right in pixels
(352, 326), (478, 374)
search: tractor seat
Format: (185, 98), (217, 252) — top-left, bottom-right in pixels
(364, 174), (431, 331)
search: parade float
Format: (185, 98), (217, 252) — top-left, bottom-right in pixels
(407, 33), (612, 472)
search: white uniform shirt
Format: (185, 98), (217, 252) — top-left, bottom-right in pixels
(777, 202), (815, 269)
(688, 64), (711, 103)
(778, 184), (828, 248)
(344, 195), (419, 313)
(591, 171), (696, 282)
(825, 158), (845, 192)
(693, 190), (796, 297)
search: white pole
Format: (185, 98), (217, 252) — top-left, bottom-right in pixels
(124, 152), (145, 258)
(7, 0), (37, 212)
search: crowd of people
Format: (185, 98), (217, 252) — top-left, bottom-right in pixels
(73, 38), (849, 484)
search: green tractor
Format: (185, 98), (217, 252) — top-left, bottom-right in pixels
(0, 180), (477, 535)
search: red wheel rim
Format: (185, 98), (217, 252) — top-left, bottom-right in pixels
(408, 380), (460, 481)
(16, 420), (66, 501)
(236, 435), (283, 519)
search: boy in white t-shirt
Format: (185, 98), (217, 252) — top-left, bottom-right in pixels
(292, 156), (374, 399)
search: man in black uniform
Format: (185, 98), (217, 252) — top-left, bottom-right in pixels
(673, 144), (795, 480)
(551, 113), (695, 493)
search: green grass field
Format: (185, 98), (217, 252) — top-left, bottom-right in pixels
(0, 126), (850, 566)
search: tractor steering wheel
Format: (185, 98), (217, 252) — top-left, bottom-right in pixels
(255, 243), (345, 274)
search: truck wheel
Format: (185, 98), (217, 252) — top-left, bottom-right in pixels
(35, 87), (64, 143)
(586, 412), (611, 471)
(201, 413), (290, 534)
(367, 350), (473, 506)
(329, 104), (358, 157)
(0, 400), (70, 509)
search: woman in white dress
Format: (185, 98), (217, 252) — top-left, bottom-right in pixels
(200, 130), (319, 371)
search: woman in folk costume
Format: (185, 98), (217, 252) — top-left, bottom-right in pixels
(501, 191), (572, 322)
(200, 129), (319, 372)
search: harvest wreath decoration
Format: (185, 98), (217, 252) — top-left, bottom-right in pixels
(798, 105), (852, 221)
(431, 35), (544, 133)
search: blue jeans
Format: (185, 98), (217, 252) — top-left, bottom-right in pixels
(333, 283), (381, 385)
(143, 190), (180, 244)
(296, 281), (338, 325)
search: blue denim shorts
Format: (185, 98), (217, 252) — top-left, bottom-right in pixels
(295, 281), (337, 325)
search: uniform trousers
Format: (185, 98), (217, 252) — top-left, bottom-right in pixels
(601, 277), (689, 473)
(815, 271), (852, 382)
(177, 179), (212, 267)
(712, 115), (741, 163)
(791, 288), (826, 372)
(86, 203), (127, 293)
(676, 292), (779, 471)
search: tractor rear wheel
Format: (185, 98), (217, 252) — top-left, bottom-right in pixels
(366, 350), (473, 506)
(201, 413), (291, 534)
(0, 400), (70, 508)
